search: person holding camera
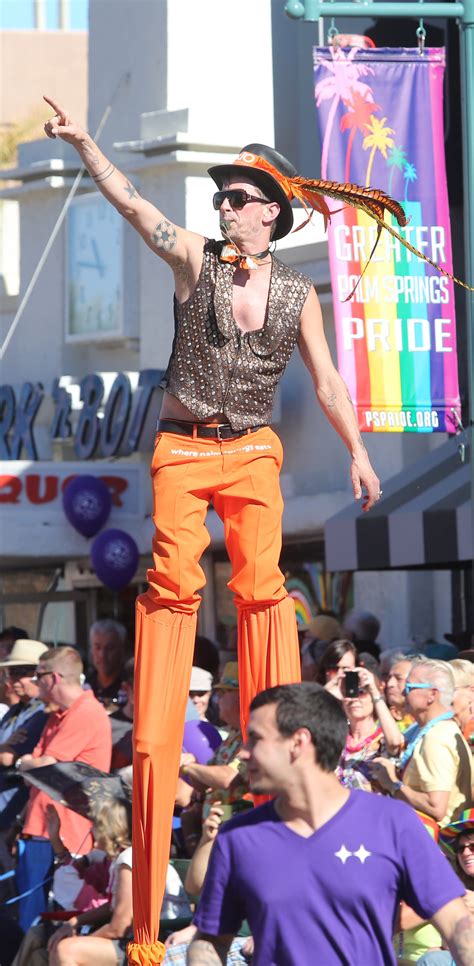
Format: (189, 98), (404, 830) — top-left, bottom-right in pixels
(337, 666), (403, 791)
(315, 639), (357, 700)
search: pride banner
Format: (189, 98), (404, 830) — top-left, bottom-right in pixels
(313, 47), (461, 433)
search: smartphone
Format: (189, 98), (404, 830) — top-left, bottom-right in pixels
(344, 670), (360, 698)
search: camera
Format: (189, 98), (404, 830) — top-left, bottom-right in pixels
(343, 670), (360, 698)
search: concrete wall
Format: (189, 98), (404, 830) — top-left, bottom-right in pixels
(0, 30), (88, 130)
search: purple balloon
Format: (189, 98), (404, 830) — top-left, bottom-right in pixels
(91, 528), (139, 592)
(63, 475), (112, 538)
(182, 719), (222, 764)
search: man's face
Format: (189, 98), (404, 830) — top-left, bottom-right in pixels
(217, 689), (240, 729)
(385, 661), (412, 709)
(218, 177), (278, 244)
(241, 703), (295, 796)
(404, 666), (438, 719)
(34, 662), (57, 706)
(90, 632), (123, 677)
(6, 666), (40, 702)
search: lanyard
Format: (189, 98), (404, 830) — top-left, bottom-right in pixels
(400, 711), (454, 771)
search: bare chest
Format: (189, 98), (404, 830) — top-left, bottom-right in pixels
(231, 265), (271, 333)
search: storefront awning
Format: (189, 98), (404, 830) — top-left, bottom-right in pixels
(324, 439), (471, 571)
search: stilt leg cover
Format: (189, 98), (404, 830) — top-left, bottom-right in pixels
(127, 940), (166, 964)
(237, 595), (301, 739)
(132, 596), (197, 953)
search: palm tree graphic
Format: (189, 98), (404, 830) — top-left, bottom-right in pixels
(362, 115), (395, 186)
(403, 161), (417, 201)
(340, 91), (381, 183)
(387, 145), (407, 194)
(315, 47), (375, 179)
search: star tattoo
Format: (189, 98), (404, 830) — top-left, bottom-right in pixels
(152, 220), (177, 251)
(124, 180), (139, 199)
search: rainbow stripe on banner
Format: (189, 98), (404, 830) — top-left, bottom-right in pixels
(313, 46), (461, 433)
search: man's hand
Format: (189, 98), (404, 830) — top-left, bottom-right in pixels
(201, 802), (224, 844)
(43, 95), (86, 146)
(15, 754), (34, 772)
(369, 757), (399, 792)
(45, 803), (61, 842)
(350, 446), (381, 513)
(165, 922), (197, 949)
(181, 752), (197, 769)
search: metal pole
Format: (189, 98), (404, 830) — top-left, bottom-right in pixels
(459, 0), (474, 599)
(290, 1), (464, 18)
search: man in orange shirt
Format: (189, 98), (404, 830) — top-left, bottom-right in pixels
(15, 646), (111, 931)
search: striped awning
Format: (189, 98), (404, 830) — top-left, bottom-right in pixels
(324, 439), (471, 571)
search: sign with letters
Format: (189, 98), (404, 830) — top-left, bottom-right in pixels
(314, 46), (461, 433)
(0, 369), (164, 461)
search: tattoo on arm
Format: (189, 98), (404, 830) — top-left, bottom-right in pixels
(94, 164), (116, 184)
(186, 937), (228, 965)
(326, 392), (337, 409)
(124, 180), (139, 199)
(357, 434), (367, 452)
(92, 162), (113, 181)
(449, 914), (474, 966)
(152, 220), (177, 252)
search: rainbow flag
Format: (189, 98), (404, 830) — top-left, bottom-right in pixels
(313, 46), (461, 433)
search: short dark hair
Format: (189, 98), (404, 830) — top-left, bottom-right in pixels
(250, 682), (348, 772)
(0, 627), (28, 643)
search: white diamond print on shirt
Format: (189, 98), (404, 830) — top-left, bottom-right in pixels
(335, 844), (373, 864)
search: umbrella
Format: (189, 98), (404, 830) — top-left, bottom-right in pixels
(17, 761), (131, 820)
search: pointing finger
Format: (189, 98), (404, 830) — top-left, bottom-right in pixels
(43, 94), (65, 116)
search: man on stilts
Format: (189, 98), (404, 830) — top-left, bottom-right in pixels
(44, 96), (384, 964)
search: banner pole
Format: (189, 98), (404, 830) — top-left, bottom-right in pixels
(297, 2), (464, 18)
(459, 0), (474, 602)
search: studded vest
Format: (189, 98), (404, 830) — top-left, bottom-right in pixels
(161, 239), (313, 431)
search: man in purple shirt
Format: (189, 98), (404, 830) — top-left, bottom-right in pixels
(189, 683), (473, 966)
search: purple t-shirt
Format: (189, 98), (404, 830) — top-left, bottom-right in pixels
(194, 789), (464, 966)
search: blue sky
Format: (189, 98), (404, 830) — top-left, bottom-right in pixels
(0, 0), (88, 30)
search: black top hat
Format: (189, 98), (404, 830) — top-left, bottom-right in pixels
(208, 143), (295, 240)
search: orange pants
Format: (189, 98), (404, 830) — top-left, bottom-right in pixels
(130, 426), (301, 961)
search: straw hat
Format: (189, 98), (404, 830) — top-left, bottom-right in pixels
(0, 639), (48, 667)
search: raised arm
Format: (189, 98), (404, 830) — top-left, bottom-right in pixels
(43, 95), (204, 298)
(298, 286), (380, 512)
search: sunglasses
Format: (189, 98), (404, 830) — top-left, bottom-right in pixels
(403, 682), (435, 696)
(7, 667), (35, 679)
(213, 189), (269, 211)
(455, 841), (474, 855)
(31, 670), (62, 682)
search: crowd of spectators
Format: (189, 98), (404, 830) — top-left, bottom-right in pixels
(0, 610), (471, 963)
